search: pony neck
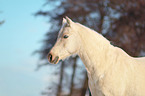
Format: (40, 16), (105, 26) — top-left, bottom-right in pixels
(76, 23), (112, 76)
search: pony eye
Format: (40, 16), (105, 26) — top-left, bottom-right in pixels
(63, 35), (69, 39)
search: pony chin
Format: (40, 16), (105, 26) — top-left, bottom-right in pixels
(54, 60), (60, 64)
(50, 58), (60, 64)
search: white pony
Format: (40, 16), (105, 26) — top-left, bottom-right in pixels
(48, 17), (145, 96)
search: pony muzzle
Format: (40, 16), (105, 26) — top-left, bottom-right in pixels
(48, 53), (59, 64)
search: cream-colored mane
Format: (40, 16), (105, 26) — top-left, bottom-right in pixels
(49, 17), (145, 96)
(74, 22), (145, 96)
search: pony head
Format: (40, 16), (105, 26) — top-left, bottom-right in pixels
(48, 17), (81, 64)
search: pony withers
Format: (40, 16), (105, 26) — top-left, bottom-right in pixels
(48, 17), (145, 96)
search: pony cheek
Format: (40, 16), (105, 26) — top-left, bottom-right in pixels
(66, 43), (78, 54)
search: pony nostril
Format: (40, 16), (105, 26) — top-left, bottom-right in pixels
(48, 53), (52, 62)
(50, 55), (52, 61)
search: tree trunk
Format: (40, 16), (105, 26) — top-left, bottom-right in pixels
(57, 62), (65, 96)
(69, 57), (77, 96)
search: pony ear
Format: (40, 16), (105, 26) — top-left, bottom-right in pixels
(62, 18), (67, 24)
(65, 16), (73, 27)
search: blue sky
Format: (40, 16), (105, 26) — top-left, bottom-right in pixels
(0, 0), (54, 96)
